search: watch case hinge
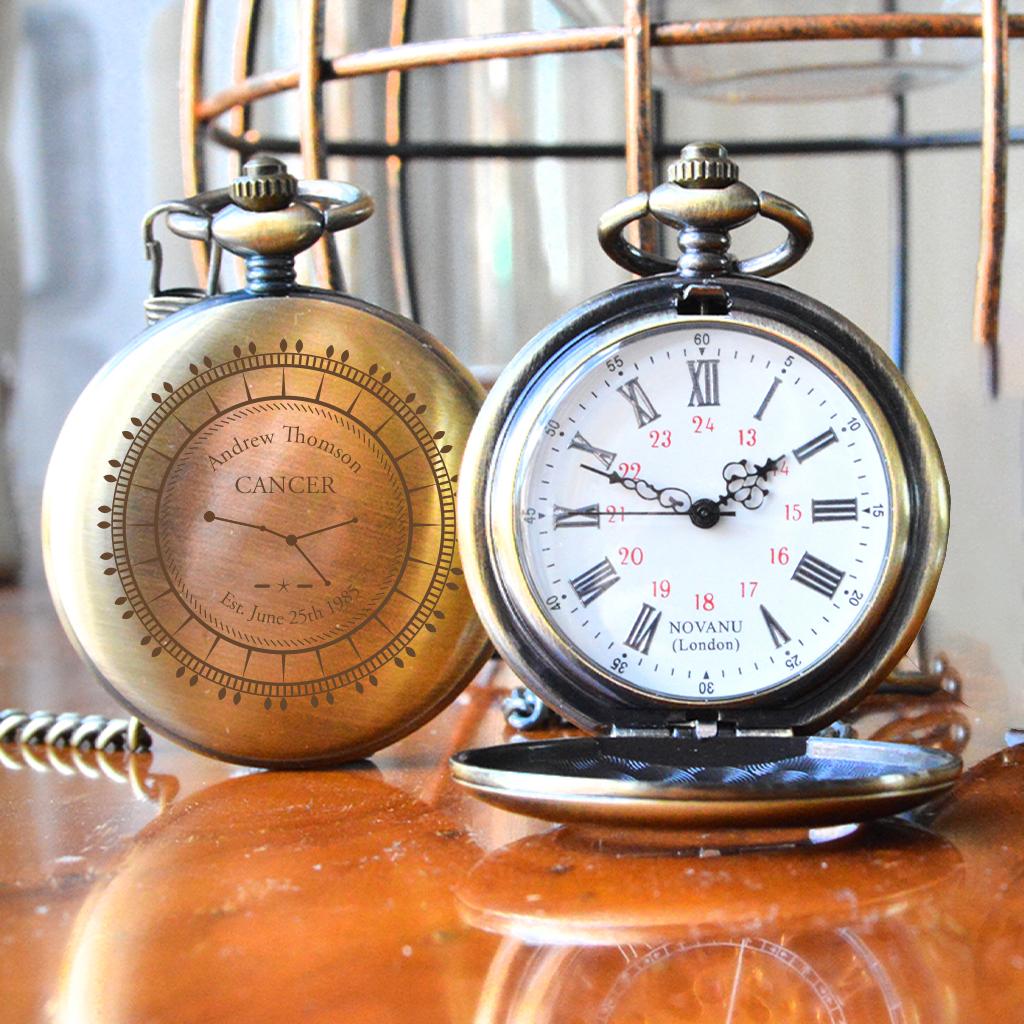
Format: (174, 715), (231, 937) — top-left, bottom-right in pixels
(610, 720), (793, 740)
(675, 282), (731, 316)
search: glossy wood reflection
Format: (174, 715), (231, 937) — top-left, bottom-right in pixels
(0, 587), (1021, 1023)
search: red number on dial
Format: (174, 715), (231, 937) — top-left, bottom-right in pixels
(619, 546), (644, 566)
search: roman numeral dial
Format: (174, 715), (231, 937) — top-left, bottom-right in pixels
(515, 323), (896, 705)
(791, 552), (846, 599)
(554, 503), (601, 529)
(569, 558), (620, 606)
(792, 428), (838, 463)
(569, 432), (616, 470)
(811, 498), (858, 522)
(687, 359), (720, 407)
(760, 605), (791, 648)
(753, 377), (781, 421)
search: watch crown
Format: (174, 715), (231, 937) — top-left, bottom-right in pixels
(231, 154), (298, 212)
(667, 142), (739, 190)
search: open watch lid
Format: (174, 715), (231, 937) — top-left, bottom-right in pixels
(450, 733), (961, 829)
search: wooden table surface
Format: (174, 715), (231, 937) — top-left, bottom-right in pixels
(1, 584), (1021, 1023)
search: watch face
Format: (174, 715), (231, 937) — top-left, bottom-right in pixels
(509, 318), (909, 704)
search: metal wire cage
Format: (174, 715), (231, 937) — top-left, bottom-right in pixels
(180, 1), (1019, 393)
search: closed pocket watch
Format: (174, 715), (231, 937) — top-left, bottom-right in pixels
(452, 143), (957, 828)
(43, 156), (490, 767)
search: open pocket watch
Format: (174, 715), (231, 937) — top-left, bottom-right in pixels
(43, 156), (490, 768)
(452, 142), (957, 828)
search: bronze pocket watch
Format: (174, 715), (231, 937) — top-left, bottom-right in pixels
(452, 143), (958, 828)
(43, 157), (490, 767)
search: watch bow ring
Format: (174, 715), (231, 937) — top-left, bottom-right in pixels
(598, 141), (813, 280)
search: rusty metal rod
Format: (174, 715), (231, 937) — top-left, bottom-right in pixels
(207, 124), (1024, 160)
(623, 0), (656, 255)
(975, 0), (1009, 396)
(384, 0), (417, 321)
(298, 0), (343, 290)
(196, 15), (1024, 123)
(180, 0), (208, 282)
(653, 13), (1021, 45)
(230, 0), (261, 176)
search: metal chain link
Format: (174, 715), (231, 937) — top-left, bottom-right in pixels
(0, 708), (152, 752)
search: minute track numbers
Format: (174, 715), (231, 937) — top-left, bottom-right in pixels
(516, 321), (897, 701)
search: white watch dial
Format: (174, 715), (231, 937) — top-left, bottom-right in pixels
(515, 322), (901, 702)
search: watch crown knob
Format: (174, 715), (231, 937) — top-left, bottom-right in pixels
(231, 154), (298, 212)
(667, 142), (739, 190)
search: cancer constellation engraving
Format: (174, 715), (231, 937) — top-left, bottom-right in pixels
(99, 339), (458, 709)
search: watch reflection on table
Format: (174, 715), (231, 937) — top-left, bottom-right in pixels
(54, 769), (498, 1024)
(458, 821), (963, 1024)
(32, 690), (1024, 1024)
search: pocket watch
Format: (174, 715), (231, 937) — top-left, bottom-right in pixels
(452, 142), (957, 827)
(43, 156), (490, 768)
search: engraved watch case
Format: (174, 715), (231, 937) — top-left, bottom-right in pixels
(44, 157), (490, 767)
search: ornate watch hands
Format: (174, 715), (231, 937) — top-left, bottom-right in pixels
(579, 453), (786, 525)
(719, 455), (787, 511)
(580, 464), (692, 512)
(203, 509), (354, 586)
(580, 464), (735, 528)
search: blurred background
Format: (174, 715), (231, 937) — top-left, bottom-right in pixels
(1, 1), (1021, 720)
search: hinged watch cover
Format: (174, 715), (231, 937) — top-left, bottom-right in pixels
(451, 734), (960, 828)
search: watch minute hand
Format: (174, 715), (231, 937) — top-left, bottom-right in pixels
(579, 464), (621, 484)
(579, 463), (692, 513)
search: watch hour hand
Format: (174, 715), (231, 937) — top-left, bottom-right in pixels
(718, 455), (786, 511)
(579, 463), (694, 516)
(754, 454), (787, 480)
(580, 464), (621, 485)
